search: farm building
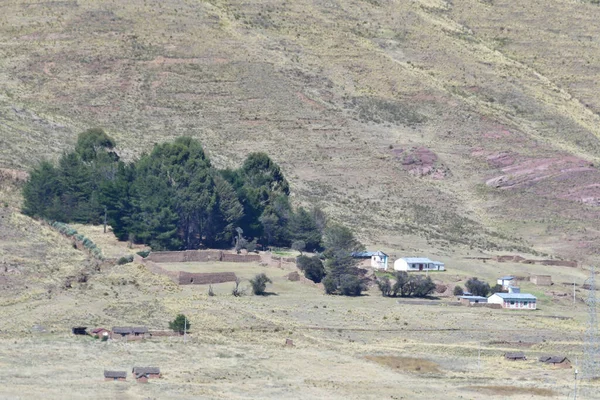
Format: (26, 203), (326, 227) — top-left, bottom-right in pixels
(458, 296), (488, 305)
(497, 276), (514, 290)
(488, 293), (537, 310)
(104, 371), (126, 381)
(71, 327), (88, 335)
(531, 275), (552, 286)
(112, 327), (150, 338)
(351, 251), (389, 270)
(539, 356), (571, 367)
(505, 352), (527, 361)
(393, 257), (445, 272)
(133, 367), (161, 382)
(91, 328), (111, 339)
(507, 286), (520, 294)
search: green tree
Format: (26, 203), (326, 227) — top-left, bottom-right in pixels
(377, 276), (392, 297)
(339, 274), (365, 296)
(289, 207), (322, 251)
(453, 285), (464, 296)
(465, 277), (491, 297)
(22, 161), (61, 219)
(75, 128), (117, 162)
(322, 223), (364, 295)
(297, 255), (326, 283)
(249, 273), (273, 295)
(169, 314), (190, 334)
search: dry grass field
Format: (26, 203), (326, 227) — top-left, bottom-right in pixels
(3, 0), (600, 398)
(1, 204), (600, 399)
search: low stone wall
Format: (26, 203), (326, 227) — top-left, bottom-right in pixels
(146, 250), (223, 263)
(179, 271), (237, 285)
(221, 253), (261, 263)
(531, 275), (552, 286)
(143, 260), (179, 283)
(495, 255), (577, 268)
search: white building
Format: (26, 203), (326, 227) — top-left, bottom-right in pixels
(393, 257), (445, 272)
(497, 276), (515, 290)
(351, 251), (389, 270)
(487, 293), (537, 310)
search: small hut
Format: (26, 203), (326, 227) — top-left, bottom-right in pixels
(505, 352), (526, 361)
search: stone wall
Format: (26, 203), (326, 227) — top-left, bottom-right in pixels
(146, 250), (222, 263)
(221, 253), (261, 263)
(178, 272), (237, 285)
(530, 275), (552, 286)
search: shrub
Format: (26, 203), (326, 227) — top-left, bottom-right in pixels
(250, 273), (273, 295)
(208, 284), (215, 297)
(377, 276), (392, 297)
(117, 255), (134, 265)
(412, 275), (436, 298)
(232, 278), (245, 297)
(339, 274), (365, 296)
(490, 284), (503, 294)
(169, 314), (190, 334)
(136, 250), (150, 258)
(297, 255), (326, 283)
(323, 275), (337, 295)
(453, 285), (464, 296)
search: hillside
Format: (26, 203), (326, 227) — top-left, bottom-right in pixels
(2, 0), (600, 261)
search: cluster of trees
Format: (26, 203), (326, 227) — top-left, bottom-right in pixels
(295, 223), (368, 296)
(376, 271), (437, 298)
(23, 129), (324, 251)
(453, 277), (502, 297)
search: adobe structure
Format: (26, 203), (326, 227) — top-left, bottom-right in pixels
(530, 275), (552, 286)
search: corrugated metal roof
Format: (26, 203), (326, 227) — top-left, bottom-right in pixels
(499, 276), (514, 280)
(402, 257), (433, 263)
(459, 296), (488, 301)
(492, 293), (537, 300)
(352, 251), (388, 258)
(104, 370), (127, 378)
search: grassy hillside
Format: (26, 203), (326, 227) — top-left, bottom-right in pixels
(2, 0), (600, 262)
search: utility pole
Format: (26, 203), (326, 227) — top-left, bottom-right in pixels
(582, 265), (600, 380)
(184, 316), (187, 344)
(478, 342), (481, 371)
(103, 206), (107, 234)
(574, 357), (578, 400)
(574, 278), (576, 304)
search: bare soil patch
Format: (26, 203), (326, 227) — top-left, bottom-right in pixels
(465, 385), (555, 397)
(365, 356), (441, 374)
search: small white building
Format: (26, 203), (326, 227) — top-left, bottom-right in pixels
(351, 251), (389, 270)
(393, 257), (445, 272)
(458, 295), (488, 305)
(488, 293), (537, 310)
(497, 276), (515, 290)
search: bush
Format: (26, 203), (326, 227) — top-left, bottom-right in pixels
(250, 273), (272, 295)
(169, 314), (190, 334)
(453, 285), (464, 296)
(465, 277), (491, 297)
(339, 274), (365, 296)
(323, 275), (337, 295)
(377, 276), (392, 297)
(117, 255), (134, 265)
(297, 255), (326, 283)
(490, 284), (503, 294)
(412, 275), (436, 298)
(136, 250), (150, 258)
